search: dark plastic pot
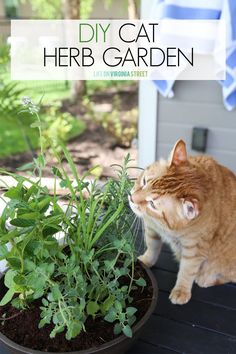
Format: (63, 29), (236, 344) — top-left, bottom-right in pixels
(0, 265), (158, 354)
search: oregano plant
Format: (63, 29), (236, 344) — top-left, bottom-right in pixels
(0, 98), (146, 340)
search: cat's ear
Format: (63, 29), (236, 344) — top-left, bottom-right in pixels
(181, 199), (199, 220)
(169, 140), (187, 166)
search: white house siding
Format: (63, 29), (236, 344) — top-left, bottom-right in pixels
(138, 0), (158, 167)
(155, 81), (236, 173)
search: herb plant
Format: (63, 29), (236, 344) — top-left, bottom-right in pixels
(0, 98), (145, 340)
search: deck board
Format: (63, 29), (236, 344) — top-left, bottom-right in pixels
(154, 269), (236, 310)
(141, 315), (236, 354)
(127, 340), (181, 354)
(156, 291), (236, 337)
(128, 241), (236, 354)
(155, 251), (179, 273)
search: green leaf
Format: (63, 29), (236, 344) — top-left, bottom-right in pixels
(104, 259), (116, 271)
(16, 162), (35, 171)
(114, 322), (122, 335)
(122, 325), (132, 338)
(0, 244), (8, 260)
(24, 259), (36, 271)
(47, 263), (55, 275)
(53, 312), (63, 325)
(7, 257), (22, 270)
(49, 328), (57, 338)
(119, 312), (126, 322)
(104, 307), (117, 323)
(128, 315), (136, 327)
(42, 298), (48, 306)
(87, 301), (99, 316)
(42, 214), (63, 225)
(135, 277), (147, 287)
(13, 275), (26, 286)
(27, 272), (46, 289)
(37, 197), (51, 212)
(124, 258), (132, 268)
(42, 226), (61, 237)
(101, 294), (115, 313)
(36, 154), (45, 168)
(33, 289), (44, 300)
(17, 212), (40, 220)
(51, 285), (61, 301)
(38, 318), (46, 329)
(0, 206), (9, 232)
(121, 286), (128, 293)
(67, 321), (82, 339)
(30, 121), (42, 128)
(123, 243), (132, 252)
(90, 165), (103, 178)
(51, 166), (63, 180)
(11, 297), (23, 309)
(4, 186), (23, 200)
(4, 269), (17, 288)
(114, 300), (122, 312)
(24, 185), (38, 201)
(91, 203), (124, 248)
(0, 288), (15, 306)
(0, 229), (19, 243)
(10, 218), (35, 227)
(126, 307), (137, 317)
(61, 143), (80, 186)
(59, 180), (70, 188)
(39, 313), (52, 328)
(47, 292), (54, 302)
(50, 325), (65, 338)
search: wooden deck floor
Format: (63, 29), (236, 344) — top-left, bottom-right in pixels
(128, 246), (236, 354)
(1, 246), (236, 354)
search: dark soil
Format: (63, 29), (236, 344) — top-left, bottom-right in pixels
(0, 263), (153, 352)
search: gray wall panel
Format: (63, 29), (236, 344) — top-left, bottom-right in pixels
(158, 101), (236, 129)
(157, 122), (236, 151)
(159, 81), (224, 104)
(156, 81), (236, 173)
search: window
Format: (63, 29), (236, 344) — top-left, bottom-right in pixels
(4, 0), (18, 19)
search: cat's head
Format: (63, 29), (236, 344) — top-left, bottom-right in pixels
(129, 140), (210, 231)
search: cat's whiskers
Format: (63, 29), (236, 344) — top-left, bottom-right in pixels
(130, 215), (140, 247)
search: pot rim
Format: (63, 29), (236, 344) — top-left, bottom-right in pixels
(0, 263), (158, 354)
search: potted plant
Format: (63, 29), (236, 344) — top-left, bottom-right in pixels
(0, 98), (157, 354)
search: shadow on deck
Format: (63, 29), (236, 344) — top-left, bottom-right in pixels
(128, 245), (236, 354)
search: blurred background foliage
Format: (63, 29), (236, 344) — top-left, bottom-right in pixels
(19, 0), (96, 19)
(83, 95), (137, 148)
(0, 0), (139, 165)
(18, 0), (140, 19)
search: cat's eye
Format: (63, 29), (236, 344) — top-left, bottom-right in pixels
(149, 201), (156, 209)
(142, 175), (147, 186)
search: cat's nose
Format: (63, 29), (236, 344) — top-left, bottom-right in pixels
(131, 192), (145, 204)
(129, 195), (134, 203)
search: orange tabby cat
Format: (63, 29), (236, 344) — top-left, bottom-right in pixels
(129, 139), (236, 305)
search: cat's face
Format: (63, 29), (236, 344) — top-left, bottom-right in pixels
(129, 140), (201, 231)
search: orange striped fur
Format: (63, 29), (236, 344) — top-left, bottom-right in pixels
(129, 140), (236, 304)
